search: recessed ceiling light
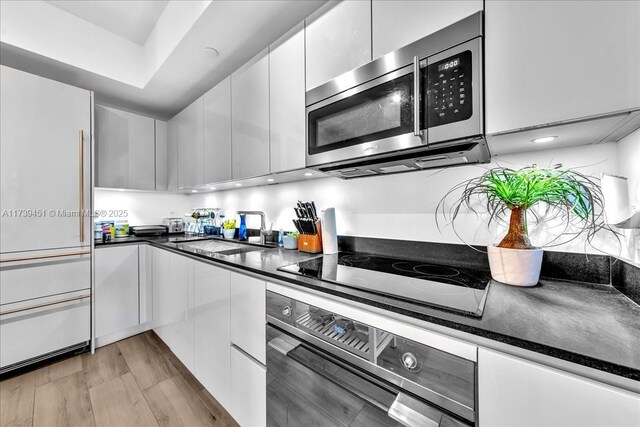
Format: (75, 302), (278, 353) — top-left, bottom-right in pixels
(235, 183), (242, 187)
(304, 172), (313, 177)
(203, 47), (219, 57)
(267, 178), (274, 182)
(191, 190), (198, 193)
(531, 136), (558, 144)
(209, 187), (216, 190)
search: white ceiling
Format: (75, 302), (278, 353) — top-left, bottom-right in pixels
(0, 1), (326, 120)
(45, 0), (170, 45)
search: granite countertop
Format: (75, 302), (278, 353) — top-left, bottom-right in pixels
(96, 235), (640, 381)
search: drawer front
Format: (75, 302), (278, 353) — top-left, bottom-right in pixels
(1, 257), (90, 305)
(0, 295), (90, 368)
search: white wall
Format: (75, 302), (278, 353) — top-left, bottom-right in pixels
(191, 142), (627, 256)
(94, 189), (191, 226)
(616, 128), (640, 263)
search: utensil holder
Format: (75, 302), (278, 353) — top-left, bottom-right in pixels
(298, 221), (323, 253)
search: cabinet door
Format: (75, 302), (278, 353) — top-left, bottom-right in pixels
(485, 0), (640, 134)
(478, 348), (640, 426)
(177, 98), (204, 188)
(229, 346), (266, 427)
(95, 105), (155, 190)
(231, 49), (270, 180)
(229, 273), (266, 364)
(0, 65), (90, 253)
(155, 120), (168, 191)
(193, 261), (230, 408)
(372, 0), (482, 59)
(95, 245), (139, 338)
(305, 0), (371, 90)
(203, 77), (232, 183)
(269, 22), (306, 173)
(167, 116), (178, 191)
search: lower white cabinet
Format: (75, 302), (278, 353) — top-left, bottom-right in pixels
(230, 273), (266, 364)
(229, 345), (267, 427)
(478, 348), (640, 426)
(95, 245), (140, 338)
(193, 260), (231, 408)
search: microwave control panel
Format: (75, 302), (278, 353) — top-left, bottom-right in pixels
(424, 50), (473, 127)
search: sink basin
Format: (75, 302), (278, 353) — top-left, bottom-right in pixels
(178, 239), (263, 256)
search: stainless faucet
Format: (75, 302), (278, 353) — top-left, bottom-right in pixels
(237, 211), (270, 244)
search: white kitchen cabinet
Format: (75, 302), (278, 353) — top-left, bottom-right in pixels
(193, 260), (231, 408)
(155, 120), (168, 191)
(95, 105), (156, 190)
(95, 245), (140, 338)
(478, 348), (640, 426)
(485, 0), (640, 134)
(229, 273), (266, 365)
(152, 248), (194, 372)
(231, 48), (270, 180)
(0, 65), (90, 254)
(372, 0), (482, 59)
(305, 0), (371, 90)
(203, 77), (232, 183)
(167, 116), (179, 191)
(229, 345), (266, 427)
(269, 22), (306, 173)
(177, 97), (204, 189)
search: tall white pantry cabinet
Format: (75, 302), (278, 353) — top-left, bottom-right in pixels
(0, 65), (92, 373)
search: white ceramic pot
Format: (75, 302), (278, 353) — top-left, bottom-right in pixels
(487, 245), (543, 287)
(222, 228), (236, 239)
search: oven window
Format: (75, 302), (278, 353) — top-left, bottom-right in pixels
(308, 73), (414, 155)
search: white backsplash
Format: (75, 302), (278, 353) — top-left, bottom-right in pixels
(94, 189), (191, 226)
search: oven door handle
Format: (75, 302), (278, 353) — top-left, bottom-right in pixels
(389, 392), (450, 427)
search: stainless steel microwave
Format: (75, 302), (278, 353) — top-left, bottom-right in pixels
(305, 12), (490, 178)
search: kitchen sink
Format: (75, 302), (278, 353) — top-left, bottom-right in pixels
(177, 239), (264, 256)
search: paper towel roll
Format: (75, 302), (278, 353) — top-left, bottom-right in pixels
(321, 207), (338, 255)
(602, 174), (632, 225)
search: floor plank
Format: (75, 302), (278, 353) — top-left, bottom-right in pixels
(116, 333), (176, 391)
(33, 371), (95, 427)
(0, 370), (36, 427)
(35, 355), (83, 387)
(143, 376), (222, 427)
(89, 372), (158, 427)
(198, 387), (240, 427)
(82, 343), (130, 389)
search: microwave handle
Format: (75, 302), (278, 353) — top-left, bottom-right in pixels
(413, 56), (423, 138)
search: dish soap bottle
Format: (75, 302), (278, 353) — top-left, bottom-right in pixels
(238, 214), (248, 241)
(278, 228), (284, 248)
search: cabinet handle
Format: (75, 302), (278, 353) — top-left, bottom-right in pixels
(0, 295), (89, 317)
(79, 129), (84, 243)
(413, 56), (423, 139)
(0, 250), (90, 264)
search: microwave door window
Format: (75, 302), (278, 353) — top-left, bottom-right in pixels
(308, 73), (414, 155)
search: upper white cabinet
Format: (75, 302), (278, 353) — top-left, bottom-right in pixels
(95, 105), (156, 190)
(0, 66), (90, 253)
(485, 0), (640, 134)
(229, 273), (266, 365)
(231, 48), (270, 180)
(372, 0), (483, 59)
(95, 245), (139, 339)
(177, 97), (204, 189)
(269, 22), (306, 173)
(203, 77), (232, 183)
(478, 348), (640, 426)
(166, 116), (178, 192)
(305, 0), (372, 90)
(155, 120), (168, 191)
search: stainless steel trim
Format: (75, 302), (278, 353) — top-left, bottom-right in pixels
(388, 393), (442, 427)
(0, 341), (89, 375)
(0, 295), (89, 317)
(413, 56), (422, 138)
(267, 314), (475, 422)
(0, 250), (90, 264)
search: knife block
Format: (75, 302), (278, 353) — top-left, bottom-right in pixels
(298, 221), (323, 253)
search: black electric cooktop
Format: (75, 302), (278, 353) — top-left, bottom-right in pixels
(278, 252), (491, 317)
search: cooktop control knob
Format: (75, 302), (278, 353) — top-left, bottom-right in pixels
(282, 306), (292, 317)
(402, 352), (418, 370)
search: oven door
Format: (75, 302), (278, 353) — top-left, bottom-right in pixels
(266, 324), (471, 427)
(306, 65), (424, 168)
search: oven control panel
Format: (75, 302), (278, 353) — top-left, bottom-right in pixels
(424, 50), (473, 127)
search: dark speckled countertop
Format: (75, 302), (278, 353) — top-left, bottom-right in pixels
(96, 235), (640, 381)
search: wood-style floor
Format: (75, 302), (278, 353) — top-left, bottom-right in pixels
(0, 331), (239, 427)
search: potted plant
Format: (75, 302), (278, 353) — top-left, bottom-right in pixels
(436, 164), (616, 286)
(222, 219), (237, 239)
(283, 231), (299, 250)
